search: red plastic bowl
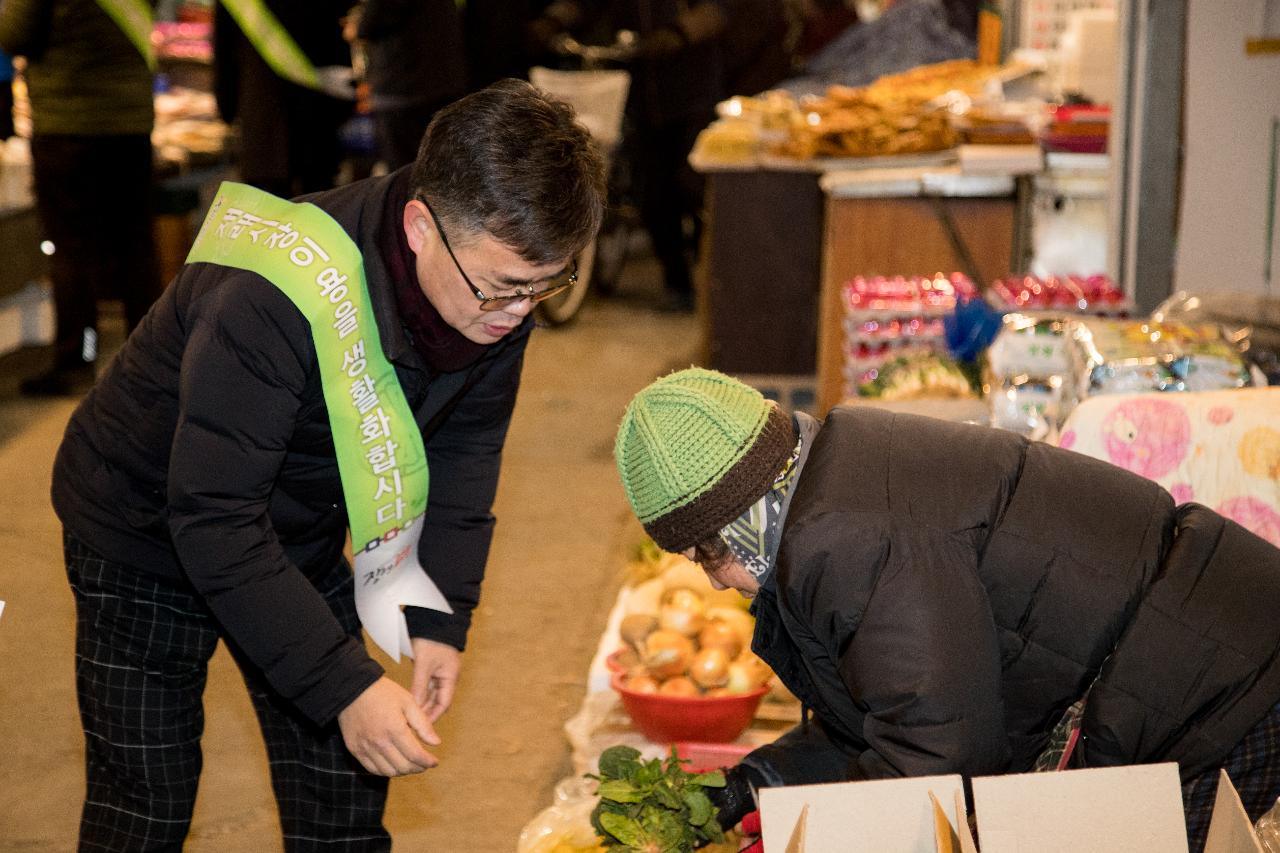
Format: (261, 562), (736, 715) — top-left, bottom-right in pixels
(675, 741), (753, 772)
(611, 671), (768, 744)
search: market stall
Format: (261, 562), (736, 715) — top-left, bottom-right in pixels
(691, 57), (1052, 401)
(519, 549), (801, 853)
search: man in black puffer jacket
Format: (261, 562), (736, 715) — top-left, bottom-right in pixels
(614, 368), (1280, 852)
(51, 80), (605, 850)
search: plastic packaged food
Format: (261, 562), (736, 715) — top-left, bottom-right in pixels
(1256, 796), (1280, 852)
(988, 274), (1131, 315)
(986, 313), (1072, 380)
(987, 375), (1064, 441)
(857, 352), (975, 401)
(984, 313), (1073, 438)
(841, 274), (977, 399)
(1067, 319), (1253, 402)
(1153, 290), (1280, 386)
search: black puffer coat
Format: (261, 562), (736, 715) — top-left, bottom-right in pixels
(51, 171), (532, 726)
(746, 406), (1280, 785)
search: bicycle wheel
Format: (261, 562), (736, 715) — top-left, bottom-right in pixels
(536, 239), (595, 326)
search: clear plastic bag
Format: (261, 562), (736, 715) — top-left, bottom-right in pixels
(516, 777), (605, 853)
(1153, 291), (1280, 386)
(1256, 797), (1280, 852)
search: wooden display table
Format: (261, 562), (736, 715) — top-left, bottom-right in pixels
(815, 167), (1021, 415)
(694, 148), (1039, 410)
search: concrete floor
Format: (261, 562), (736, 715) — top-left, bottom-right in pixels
(0, 262), (698, 850)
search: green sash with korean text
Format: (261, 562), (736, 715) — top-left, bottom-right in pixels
(94, 0), (156, 70)
(186, 181), (450, 661)
(218, 0), (320, 90)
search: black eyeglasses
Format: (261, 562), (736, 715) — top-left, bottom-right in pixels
(419, 197), (578, 311)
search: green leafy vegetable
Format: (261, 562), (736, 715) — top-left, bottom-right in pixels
(589, 745), (727, 853)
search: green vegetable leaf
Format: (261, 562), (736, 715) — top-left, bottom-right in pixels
(599, 813), (647, 847)
(588, 744), (732, 852)
(683, 790), (712, 827)
(689, 771), (726, 788)
(598, 780), (647, 804)
(650, 810), (685, 847)
(635, 758), (664, 787)
(653, 782), (682, 810)
(599, 745), (643, 780)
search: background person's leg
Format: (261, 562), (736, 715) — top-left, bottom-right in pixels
(95, 133), (160, 334)
(27, 135), (102, 393)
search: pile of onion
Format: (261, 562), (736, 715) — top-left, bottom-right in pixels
(617, 587), (771, 697)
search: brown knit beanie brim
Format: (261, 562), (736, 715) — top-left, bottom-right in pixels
(642, 405), (797, 553)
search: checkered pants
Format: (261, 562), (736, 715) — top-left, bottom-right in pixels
(1183, 700), (1280, 852)
(65, 531), (390, 852)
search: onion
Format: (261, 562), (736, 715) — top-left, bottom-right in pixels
(705, 607), (755, 649)
(689, 647), (730, 689)
(657, 676), (700, 697)
(643, 629), (694, 679)
(625, 673), (660, 694)
(619, 613), (659, 650)
(725, 655), (770, 694)
(698, 620), (743, 659)
(658, 588), (706, 637)
(613, 647), (640, 671)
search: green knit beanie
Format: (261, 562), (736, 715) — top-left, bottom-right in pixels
(614, 368), (796, 553)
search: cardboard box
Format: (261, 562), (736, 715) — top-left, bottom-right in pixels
(759, 764), (1264, 853)
(759, 775), (967, 853)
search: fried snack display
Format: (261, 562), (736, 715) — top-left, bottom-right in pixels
(774, 60), (1005, 160)
(777, 93), (957, 160)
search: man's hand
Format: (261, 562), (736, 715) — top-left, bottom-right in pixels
(410, 637), (462, 723)
(337, 676), (441, 776)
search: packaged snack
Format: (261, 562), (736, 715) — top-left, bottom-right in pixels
(988, 275), (1130, 315)
(1062, 319), (1253, 417)
(984, 313), (1073, 438)
(841, 274), (977, 400)
(857, 352), (974, 401)
(988, 376), (1064, 441)
(986, 313), (1072, 380)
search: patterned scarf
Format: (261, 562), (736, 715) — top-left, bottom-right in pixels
(718, 428), (805, 580)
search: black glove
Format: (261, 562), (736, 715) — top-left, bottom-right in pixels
(707, 763), (766, 831)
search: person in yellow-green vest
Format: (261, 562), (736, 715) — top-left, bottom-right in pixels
(0, 0), (161, 396)
(49, 79), (606, 850)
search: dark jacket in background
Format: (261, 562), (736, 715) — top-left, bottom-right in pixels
(52, 170), (534, 725)
(464, 0), (551, 91)
(567, 0), (728, 124)
(357, 0), (466, 111)
(746, 407), (1280, 786)
(214, 0), (352, 195)
(0, 0), (153, 135)
(721, 0), (792, 96)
